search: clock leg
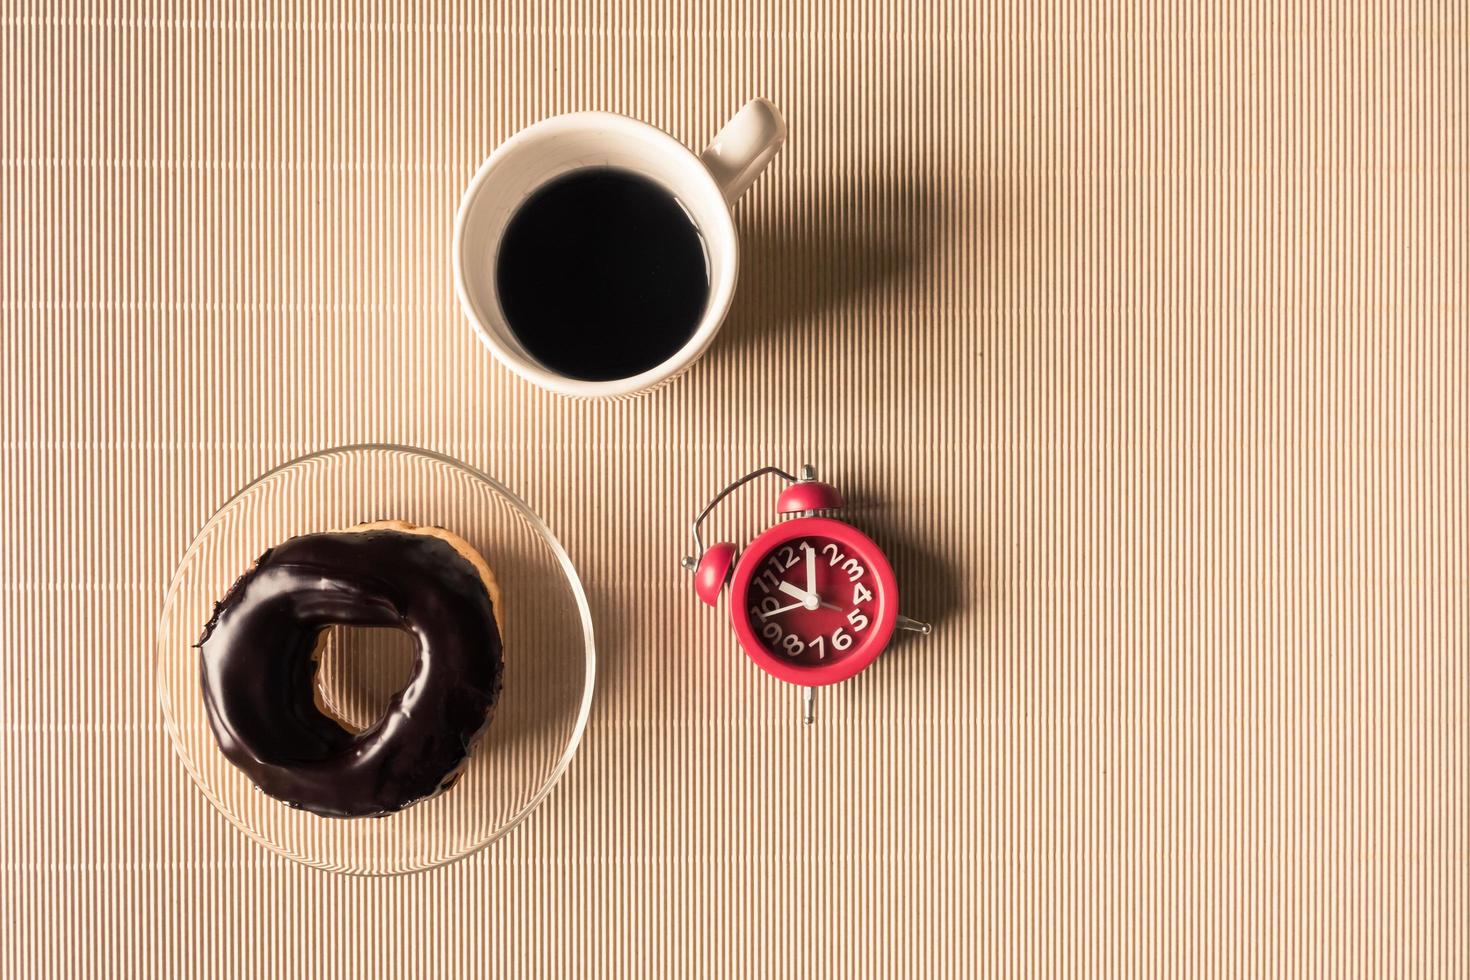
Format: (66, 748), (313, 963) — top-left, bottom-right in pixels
(896, 615), (933, 635)
(802, 686), (816, 725)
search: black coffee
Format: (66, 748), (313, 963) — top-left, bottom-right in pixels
(495, 168), (710, 382)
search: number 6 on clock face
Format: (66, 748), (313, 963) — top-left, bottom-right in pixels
(728, 516), (901, 688)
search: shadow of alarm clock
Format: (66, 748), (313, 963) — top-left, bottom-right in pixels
(682, 464), (931, 724)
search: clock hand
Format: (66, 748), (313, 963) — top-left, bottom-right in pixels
(777, 580), (820, 610)
(819, 601), (843, 612)
(760, 598), (808, 619)
(803, 544), (817, 598)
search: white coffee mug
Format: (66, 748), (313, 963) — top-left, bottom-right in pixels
(453, 100), (786, 397)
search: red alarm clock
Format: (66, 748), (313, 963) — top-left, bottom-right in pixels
(682, 464), (931, 723)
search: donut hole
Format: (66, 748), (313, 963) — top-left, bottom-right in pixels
(313, 626), (419, 734)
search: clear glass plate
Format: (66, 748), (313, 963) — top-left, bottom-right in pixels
(156, 445), (595, 875)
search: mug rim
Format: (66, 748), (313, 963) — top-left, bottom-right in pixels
(453, 111), (739, 398)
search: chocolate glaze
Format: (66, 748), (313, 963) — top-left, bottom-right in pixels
(197, 528), (504, 818)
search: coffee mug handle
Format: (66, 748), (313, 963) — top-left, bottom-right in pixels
(700, 99), (786, 205)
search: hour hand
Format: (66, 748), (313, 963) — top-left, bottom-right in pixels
(778, 580), (819, 610)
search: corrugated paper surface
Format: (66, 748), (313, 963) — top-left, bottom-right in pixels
(3, 2), (1467, 976)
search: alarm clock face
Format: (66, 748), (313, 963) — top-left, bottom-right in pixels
(728, 516), (899, 686)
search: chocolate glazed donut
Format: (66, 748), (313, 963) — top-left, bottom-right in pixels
(197, 522), (505, 818)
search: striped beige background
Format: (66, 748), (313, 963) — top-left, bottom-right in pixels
(3, 0), (1467, 976)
